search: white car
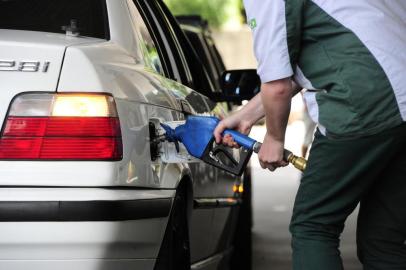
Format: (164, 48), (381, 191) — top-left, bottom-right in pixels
(0, 0), (259, 269)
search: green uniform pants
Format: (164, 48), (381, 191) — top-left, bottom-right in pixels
(290, 123), (406, 270)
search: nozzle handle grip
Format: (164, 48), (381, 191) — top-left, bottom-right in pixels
(222, 130), (307, 172)
(223, 129), (257, 149)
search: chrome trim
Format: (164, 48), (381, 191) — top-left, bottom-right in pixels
(253, 141), (262, 153)
(193, 198), (241, 209)
(217, 198), (240, 207)
(0, 60), (50, 72)
(42, 61), (50, 72)
(191, 248), (233, 270)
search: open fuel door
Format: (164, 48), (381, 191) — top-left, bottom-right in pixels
(149, 118), (199, 164)
(151, 116), (253, 176)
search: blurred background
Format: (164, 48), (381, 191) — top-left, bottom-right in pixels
(166, 0), (255, 69)
(166, 1), (362, 269)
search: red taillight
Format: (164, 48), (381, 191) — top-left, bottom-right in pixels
(4, 117), (121, 137)
(0, 138), (122, 160)
(0, 94), (123, 160)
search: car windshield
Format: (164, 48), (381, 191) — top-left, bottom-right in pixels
(0, 0), (108, 39)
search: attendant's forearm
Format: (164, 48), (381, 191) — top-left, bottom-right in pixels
(261, 79), (293, 142)
(239, 93), (265, 125)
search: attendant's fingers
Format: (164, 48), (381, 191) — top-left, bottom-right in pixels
(259, 160), (275, 171)
(223, 134), (242, 148)
(213, 122), (226, 144)
(222, 134), (233, 145)
(223, 134), (238, 148)
(267, 164), (276, 172)
(272, 161), (287, 169)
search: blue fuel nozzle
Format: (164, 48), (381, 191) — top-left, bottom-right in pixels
(160, 116), (220, 158)
(159, 115), (306, 174)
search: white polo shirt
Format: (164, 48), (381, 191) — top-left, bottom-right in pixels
(244, 0), (406, 137)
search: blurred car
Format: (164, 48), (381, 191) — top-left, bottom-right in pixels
(0, 0), (259, 270)
(176, 16), (226, 91)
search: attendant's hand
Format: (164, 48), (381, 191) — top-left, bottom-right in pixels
(213, 113), (253, 148)
(258, 133), (288, 171)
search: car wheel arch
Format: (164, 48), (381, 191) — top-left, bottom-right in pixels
(161, 163), (193, 221)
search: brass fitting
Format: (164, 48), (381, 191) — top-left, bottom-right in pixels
(286, 153), (307, 172)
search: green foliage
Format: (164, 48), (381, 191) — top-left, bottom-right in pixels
(165, 0), (242, 28)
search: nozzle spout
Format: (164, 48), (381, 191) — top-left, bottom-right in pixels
(151, 134), (167, 145)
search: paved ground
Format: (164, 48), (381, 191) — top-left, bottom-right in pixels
(250, 124), (363, 270)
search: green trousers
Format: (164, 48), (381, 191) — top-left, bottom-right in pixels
(290, 123), (406, 270)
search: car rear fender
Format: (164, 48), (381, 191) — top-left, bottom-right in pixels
(159, 163), (193, 220)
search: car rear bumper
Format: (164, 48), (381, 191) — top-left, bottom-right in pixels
(0, 188), (175, 270)
(0, 197), (171, 222)
(0, 259), (155, 270)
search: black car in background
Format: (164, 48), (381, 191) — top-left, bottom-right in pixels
(176, 16), (226, 91)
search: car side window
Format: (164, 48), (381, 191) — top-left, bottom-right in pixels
(127, 0), (164, 75)
(155, 1), (216, 98)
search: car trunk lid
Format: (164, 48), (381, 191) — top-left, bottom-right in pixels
(0, 29), (104, 128)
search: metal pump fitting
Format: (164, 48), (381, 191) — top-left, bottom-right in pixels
(285, 152), (307, 172)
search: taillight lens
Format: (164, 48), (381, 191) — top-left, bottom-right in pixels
(0, 93), (122, 160)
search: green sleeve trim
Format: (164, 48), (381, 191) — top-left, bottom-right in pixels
(298, 0), (402, 137)
(285, 0), (305, 68)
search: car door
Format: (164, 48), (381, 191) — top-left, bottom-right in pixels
(155, 0), (243, 260)
(130, 0), (221, 264)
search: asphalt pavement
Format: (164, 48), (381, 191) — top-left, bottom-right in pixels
(250, 124), (363, 270)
